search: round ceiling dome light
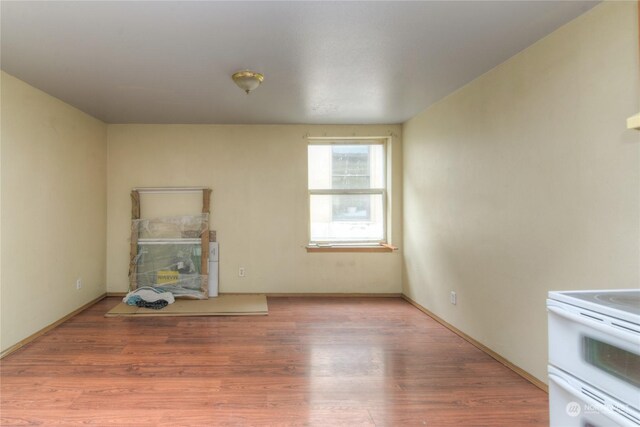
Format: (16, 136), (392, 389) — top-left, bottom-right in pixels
(232, 70), (264, 94)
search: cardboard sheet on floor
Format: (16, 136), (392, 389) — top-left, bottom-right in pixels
(105, 295), (268, 317)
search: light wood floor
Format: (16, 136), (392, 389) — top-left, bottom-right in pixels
(0, 297), (549, 426)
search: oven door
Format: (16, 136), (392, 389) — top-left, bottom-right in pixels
(549, 366), (640, 426)
(547, 300), (640, 409)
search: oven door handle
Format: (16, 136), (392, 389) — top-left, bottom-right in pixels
(547, 305), (640, 343)
(548, 373), (637, 427)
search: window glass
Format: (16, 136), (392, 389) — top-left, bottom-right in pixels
(332, 145), (370, 189)
(308, 141), (386, 244)
(583, 336), (640, 388)
(308, 144), (384, 190)
(310, 194), (384, 242)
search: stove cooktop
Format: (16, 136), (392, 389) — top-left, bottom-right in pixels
(563, 290), (640, 316)
(549, 289), (640, 324)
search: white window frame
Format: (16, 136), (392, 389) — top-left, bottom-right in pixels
(308, 138), (387, 246)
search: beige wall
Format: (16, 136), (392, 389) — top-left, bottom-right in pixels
(402, 1), (639, 383)
(107, 125), (402, 294)
(1, 71), (107, 352)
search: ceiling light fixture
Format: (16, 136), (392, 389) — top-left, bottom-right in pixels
(232, 70), (264, 94)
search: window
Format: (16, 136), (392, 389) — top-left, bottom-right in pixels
(308, 139), (386, 245)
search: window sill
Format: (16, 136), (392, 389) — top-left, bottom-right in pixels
(306, 243), (397, 253)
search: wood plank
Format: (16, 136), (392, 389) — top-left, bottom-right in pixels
(0, 294), (106, 359)
(0, 297), (549, 426)
(128, 190), (140, 290)
(130, 190), (140, 220)
(200, 188), (212, 296)
(202, 188), (212, 214)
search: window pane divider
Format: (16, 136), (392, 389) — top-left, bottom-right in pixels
(308, 139), (385, 146)
(309, 189), (385, 195)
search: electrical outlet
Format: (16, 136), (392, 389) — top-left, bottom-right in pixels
(450, 291), (457, 305)
(76, 278), (83, 290)
(238, 267), (245, 277)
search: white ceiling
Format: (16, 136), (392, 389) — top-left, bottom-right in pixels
(1, 1), (598, 125)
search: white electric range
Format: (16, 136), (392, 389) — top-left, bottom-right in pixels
(547, 289), (640, 427)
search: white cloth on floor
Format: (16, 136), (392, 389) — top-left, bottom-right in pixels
(123, 286), (175, 305)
